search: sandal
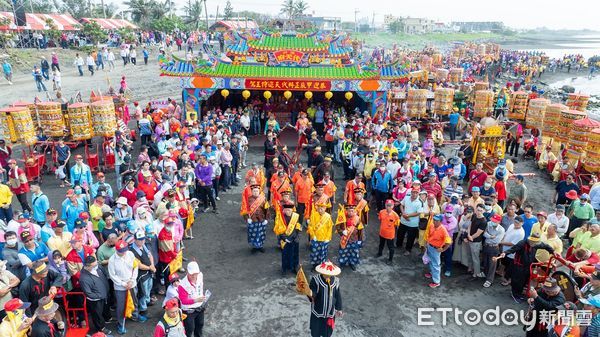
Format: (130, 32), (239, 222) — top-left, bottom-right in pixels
(483, 281), (492, 288)
(501, 280), (510, 286)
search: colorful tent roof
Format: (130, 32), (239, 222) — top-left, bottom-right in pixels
(160, 59), (380, 80)
(80, 18), (138, 30)
(0, 12), (80, 31)
(247, 36), (328, 52)
(211, 20), (259, 30)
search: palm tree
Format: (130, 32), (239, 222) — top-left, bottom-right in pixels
(280, 0), (295, 20)
(184, 0), (203, 30)
(294, 0), (309, 18)
(124, 0), (157, 27)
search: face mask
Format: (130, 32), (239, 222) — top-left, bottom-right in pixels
(6, 238), (17, 246)
(445, 212), (452, 217)
(165, 226), (173, 232)
(484, 183), (491, 188)
(75, 189), (82, 195)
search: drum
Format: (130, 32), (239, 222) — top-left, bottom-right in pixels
(585, 128), (600, 173)
(435, 68), (449, 82)
(0, 107), (16, 142)
(36, 102), (65, 137)
(90, 100), (117, 137)
(11, 100), (38, 131)
(508, 91), (528, 120)
(567, 117), (600, 161)
(525, 98), (550, 130)
(67, 103), (94, 140)
(449, 68), (463, 83)
(5, 106), (36, 145)
(543, 104), (568, 139)
(433, 88), (454, 116)
(474, 82), (489, 91)
(566, 93), (590, 112)
(406, 89), (428, 118)
(473, 90), (494, 118)
(557, 109), (586, 144)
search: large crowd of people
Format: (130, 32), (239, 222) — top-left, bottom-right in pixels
(1, 28), (600, 337)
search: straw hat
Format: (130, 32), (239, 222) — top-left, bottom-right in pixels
(315, 260), (341, 276)
(35, 296), (59, 316)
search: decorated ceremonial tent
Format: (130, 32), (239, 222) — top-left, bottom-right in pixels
(159, 30), (411, 120)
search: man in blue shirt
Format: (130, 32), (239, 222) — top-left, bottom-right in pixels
(314, 105), (325, 136)
(393, 134), (410, 161)
(448, 109), (460, 140)
(30, 182), (49, 226)
(372, 161), (393, 211)
(17, 231), (49, 271)
(520, 205), (538, 238)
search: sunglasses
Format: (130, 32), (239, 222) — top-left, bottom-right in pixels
(23, 239), (33, 243)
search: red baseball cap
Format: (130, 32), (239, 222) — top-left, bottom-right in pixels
(164, 298), (179, 310)
(491, 214), (502, 223)
(79, 212), (90, 220)
(4, 298), (31, 312)
(115, 240), (128, 253)
(385, 199), (395, 205)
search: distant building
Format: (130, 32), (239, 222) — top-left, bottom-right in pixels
(401, 17), (435, 34)
(451, 21), (505, 33)
(304, 16), (341, 31)
(385, 15), (436, 34)
(210, 19), (259, 32)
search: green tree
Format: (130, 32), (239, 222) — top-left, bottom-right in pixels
(294, 0), (308, 18)
(280, 0), (295, 20)
(388, 20), (404, 34)
(0, 17), (14, 48)
(224, 0), (234, 20)
(125, 0), (160, 28)
(61, 0), (92, 18)
(184, 0), (204, 30)
(151, 16), (185, 33)
(44, 18), (61, 42)
(117, 27), (136, 43)
(25, 0), (56, 13)
(81, 21), (107, 45)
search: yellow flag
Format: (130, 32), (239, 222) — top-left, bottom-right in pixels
(168, 251), (183, 276)
(273, 206), (286, 236)
(124, 289), (135, 318)
(295, 266), (312, 296)
(335, 204), (346, 225)
(423, 214), (434, 242)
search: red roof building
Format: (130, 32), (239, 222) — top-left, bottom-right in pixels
(80, 18), (138, 30)
(0, 12), (80, 31)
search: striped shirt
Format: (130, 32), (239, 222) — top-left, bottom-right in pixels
(443, 184), (464, 199)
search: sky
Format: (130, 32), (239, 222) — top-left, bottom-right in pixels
(151, 0), (600, 30)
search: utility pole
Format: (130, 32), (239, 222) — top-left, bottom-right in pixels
(204, 0), (209, 30)
(101, 0), (106, 18)
(371, 12), (375, 34)
(354, 8), (359, 33)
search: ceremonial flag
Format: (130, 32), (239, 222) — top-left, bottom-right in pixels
(296, 266), (312, 296)
(335, 204), (346, 225)
(124, 289), (135, 318)
(168, 251), (183, 276)
(423, 214), (434, 243)
(273, 203), (286, 236)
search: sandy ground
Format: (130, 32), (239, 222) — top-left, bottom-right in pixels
(0, 47), (575, 336)
(0, 47), (180, 107)
(23, 132), (554, 337)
